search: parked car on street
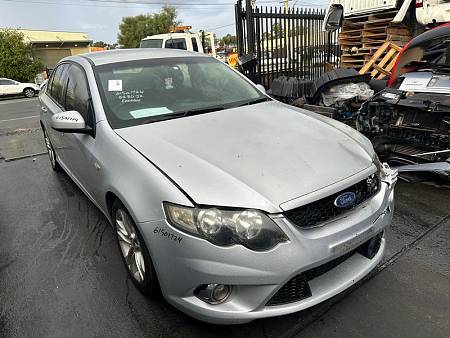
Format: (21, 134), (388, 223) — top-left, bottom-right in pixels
(39, 48), (397, 324)
(0, 78), (40, 98)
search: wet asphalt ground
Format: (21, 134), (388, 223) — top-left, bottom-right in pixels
(0, 98), (449, 337)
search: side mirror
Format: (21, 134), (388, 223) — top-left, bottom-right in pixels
(323, 5), (343, 32)
(51, 111), (92, 135)
(256, 84), (266, 94)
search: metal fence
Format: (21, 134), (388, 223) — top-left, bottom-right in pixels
(235, 0), (340, 89)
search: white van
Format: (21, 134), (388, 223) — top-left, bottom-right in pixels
(323, 0), (450, 30)
(140, 32), (216, 58)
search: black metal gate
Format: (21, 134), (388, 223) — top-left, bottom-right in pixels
(235, 0), (340, 89)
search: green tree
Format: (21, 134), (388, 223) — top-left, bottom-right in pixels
(117, 6), (180, 48)
(271, 23), (283, 38)
(219, 34), (237, 47)
(92, 40), (107, 47)
(0, 29), (44, 82)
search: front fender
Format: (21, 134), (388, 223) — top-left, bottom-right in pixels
(95, 122), (193, 223)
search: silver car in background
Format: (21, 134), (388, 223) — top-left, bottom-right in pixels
(39, 49), (397, 324)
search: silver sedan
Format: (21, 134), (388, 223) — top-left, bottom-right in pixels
(39, 49), (397, 324)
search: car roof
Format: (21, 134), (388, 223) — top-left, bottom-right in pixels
(67, 48), (207, 66)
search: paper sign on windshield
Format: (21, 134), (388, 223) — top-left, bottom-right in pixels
(108, 80), (123, 91)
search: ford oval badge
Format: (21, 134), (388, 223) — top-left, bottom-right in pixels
(334, 192), (356, 208)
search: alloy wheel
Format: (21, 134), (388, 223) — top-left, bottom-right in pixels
(24, 89), (34, 98)
(115, 208), (146, 283)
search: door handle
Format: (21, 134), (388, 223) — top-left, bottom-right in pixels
(41, 106), (48, 112)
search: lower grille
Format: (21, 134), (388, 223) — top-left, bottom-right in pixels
(266, 274), (311, 306)
(284, 173), (381, 229)
(303, 250), (355, 282)
(266, 232), (383, 307)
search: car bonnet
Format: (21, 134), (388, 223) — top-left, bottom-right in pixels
(115, 101), (373, 213)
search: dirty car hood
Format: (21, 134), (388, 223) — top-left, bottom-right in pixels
(116, 101), (374, 212)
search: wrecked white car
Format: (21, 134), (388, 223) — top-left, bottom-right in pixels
(357, 24), (450, 177)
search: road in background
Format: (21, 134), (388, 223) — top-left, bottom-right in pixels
(0, 97), (45, 160)
(0, 97), (40, 123)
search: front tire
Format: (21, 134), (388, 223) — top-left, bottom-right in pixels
(43, 128), (61, 171)
(112, 199), (160, 296)
(23, 88), (35, 98)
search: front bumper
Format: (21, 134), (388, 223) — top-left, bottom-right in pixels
(138, 179), (395, 324)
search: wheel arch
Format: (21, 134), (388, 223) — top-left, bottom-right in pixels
(23, 87), (35, 94)
(105, 190), (119, 219)
(104, 189), (143, 226)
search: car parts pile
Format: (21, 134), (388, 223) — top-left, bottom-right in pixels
(270, 69), (373, 123)
(356, 24), (450, 179)
(266, 76), (313, 104)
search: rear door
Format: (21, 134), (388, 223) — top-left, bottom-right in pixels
(40, 64), (70, 157)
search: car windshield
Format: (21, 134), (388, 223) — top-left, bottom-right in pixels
(140, 39), (163, 48)
(95, 57), (266, 128)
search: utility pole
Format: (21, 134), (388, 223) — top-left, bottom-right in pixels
(246, 0), (254, 54)
(284, 0), (289, 71)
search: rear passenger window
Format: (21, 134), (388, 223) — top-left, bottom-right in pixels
(50, 64), (69, 106)
(65, 64), (93, 127)
(191, 38), (198, 52)
(165, 38), (187, 50)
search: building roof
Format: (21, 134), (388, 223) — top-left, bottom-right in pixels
(71, 48), (207, 66)
(13, 29), (91, 44)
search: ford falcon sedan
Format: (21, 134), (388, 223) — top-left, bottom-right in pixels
(39, 48), (397, 324)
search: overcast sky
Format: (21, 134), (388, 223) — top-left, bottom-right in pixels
(0, 0), (329, 43)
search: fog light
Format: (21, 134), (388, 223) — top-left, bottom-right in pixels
(195, 284), (232, 304)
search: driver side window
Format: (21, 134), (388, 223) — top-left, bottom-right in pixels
(65, 64), (94, 128)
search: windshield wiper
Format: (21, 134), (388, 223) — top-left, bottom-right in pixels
(237, 97), (271, 107)
(142, 112), (187, 124)
(141, 105), (226, 124)
(242, 97), (271, 106)
(141, 99), (269, 124)
(182, 105), (226, 117)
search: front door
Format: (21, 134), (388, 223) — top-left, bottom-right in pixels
(60, 63), (101, 202)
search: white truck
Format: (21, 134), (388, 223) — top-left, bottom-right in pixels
(323, 0), (450, 31)
(140, 27), (216, 58)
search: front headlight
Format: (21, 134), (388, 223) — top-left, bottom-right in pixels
(163, 203), (289, 251)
